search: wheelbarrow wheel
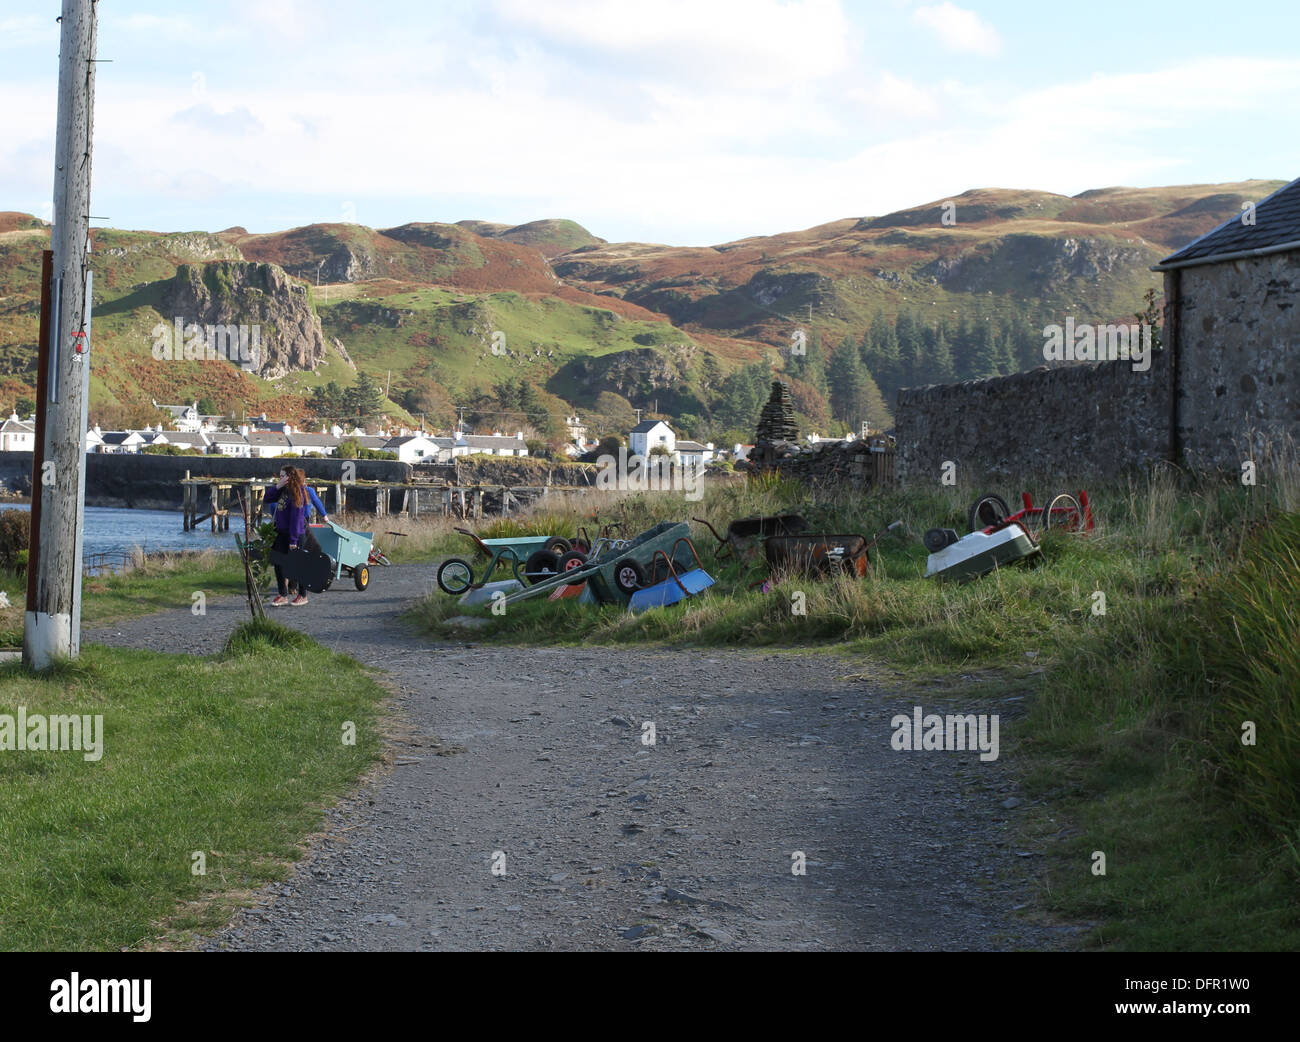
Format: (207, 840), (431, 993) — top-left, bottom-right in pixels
(557, 549), (588, 585)
(1039, 493), (1082, 534)
(613, 558), (647, 595)
(546, 537), (571, 556)
(354, 565), (370, 591)
(524, 549), (560, 585)
(437, 558), (475, 595)
(323, 569), (335, 591)
(968, 493), (1010, 532)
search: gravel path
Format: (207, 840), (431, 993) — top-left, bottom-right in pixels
(88, 563), (1077, 951)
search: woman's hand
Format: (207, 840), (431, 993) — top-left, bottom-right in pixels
(275, 474), (288, 488)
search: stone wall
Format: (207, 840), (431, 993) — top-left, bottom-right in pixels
(1171, 251), (1300, 470)
(443, 455), (600, 488)
(894, 353), (1172, 484)
(748, 437), (895, 489)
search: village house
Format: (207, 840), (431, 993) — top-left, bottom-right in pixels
(674, 440), (714, 468)
(96, 430), (149, 454)
(350, 434), (390, 453)
(151, 399), (216, 433)
(152, 428), (209, 452)
(426, 436), (456, 463)
(629, 419), (674, 457)
(0, 413), (36, 452)
(454, 432), (529, 457)
(287, 431), (339, 457)
(382, 434), (440, 463)
(245, 430), (292, 458)
(209, 431), (251, 457)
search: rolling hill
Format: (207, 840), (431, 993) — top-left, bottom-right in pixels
(0, 179), (1280, 444)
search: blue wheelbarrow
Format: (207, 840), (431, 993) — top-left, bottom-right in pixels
(310, 520), (382, 591)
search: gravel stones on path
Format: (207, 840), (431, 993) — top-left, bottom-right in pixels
(88, 564), (1076, 951)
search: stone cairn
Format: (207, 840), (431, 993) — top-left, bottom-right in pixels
(754, 380), (800, 458)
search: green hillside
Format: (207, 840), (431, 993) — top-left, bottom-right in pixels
(0, 179), (1284, 446)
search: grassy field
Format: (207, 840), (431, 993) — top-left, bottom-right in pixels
(0, 618), (386, 951)
(411, 464), (1300, 951)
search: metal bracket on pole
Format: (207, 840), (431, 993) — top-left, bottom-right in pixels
(47, 276), (62, 404)
(70, 268), (92, 656)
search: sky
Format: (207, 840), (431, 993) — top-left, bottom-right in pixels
(1, 0), (1298, 245)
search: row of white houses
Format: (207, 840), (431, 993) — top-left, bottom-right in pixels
(0, 413), (529, 463)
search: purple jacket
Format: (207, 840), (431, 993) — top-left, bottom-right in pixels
(264, 484), (307, 544)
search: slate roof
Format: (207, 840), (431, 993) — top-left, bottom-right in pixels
(246, 431), (290, 446)
(676, 440), (707, 451)
(630, 419), (672, 434)
(1156, 176), (1300, 270)
(162, 433), (209, 448)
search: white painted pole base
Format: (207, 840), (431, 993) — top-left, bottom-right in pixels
(22, 611), (74, 671)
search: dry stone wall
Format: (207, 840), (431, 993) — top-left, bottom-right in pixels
(894, 354), (1173, 484)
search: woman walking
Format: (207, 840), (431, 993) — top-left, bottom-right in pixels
(263, 465), (310, 606)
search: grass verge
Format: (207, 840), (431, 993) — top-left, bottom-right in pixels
(0, 618), (385, 951)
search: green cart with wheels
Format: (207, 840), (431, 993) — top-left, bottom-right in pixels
(500, 521), (697, 607)
(436, 528), (572, 595)
(310, 520), (378, 591)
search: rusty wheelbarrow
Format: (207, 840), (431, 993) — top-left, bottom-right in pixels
(693, 513), (808, 561)
(761, 521), (903, 580)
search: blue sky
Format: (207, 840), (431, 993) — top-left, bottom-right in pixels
(2, 0), (1298, 245)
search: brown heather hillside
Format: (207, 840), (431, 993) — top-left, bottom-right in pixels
(552, 180), (1285, 342)
(0, 179), (1286, 439)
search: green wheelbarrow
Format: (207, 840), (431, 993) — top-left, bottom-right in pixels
(501, 521), (704, 607)
(310, 520), (379, 591)
(436, 527), (572, 595)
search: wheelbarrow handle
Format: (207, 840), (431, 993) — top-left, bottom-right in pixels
(863, 519), (904, 549)
(692, 517), (726, 545)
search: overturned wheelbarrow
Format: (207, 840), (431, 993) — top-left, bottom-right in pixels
(628, 537), (716, 613)
(693, 513), (808, 561)
(762, 521), (903, 580)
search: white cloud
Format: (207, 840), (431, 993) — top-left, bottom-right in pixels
(913, 3), (1001, 57)
(2, 5), (1296, 245)
(490, 0), (853, 85)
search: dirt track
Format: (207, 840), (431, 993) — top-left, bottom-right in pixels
(88, 564), (1078, 951)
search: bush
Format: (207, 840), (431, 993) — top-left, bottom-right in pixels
(0, 510), (31, 569)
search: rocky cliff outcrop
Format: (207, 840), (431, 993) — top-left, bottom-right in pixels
(161, 261), (327, 379)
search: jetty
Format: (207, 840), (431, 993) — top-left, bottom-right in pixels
(179, 471), (571, 530)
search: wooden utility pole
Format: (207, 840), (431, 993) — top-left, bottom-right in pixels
(24, 0), (97, 670)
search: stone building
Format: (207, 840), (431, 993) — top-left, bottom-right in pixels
(1153, 176), (1300, 470)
